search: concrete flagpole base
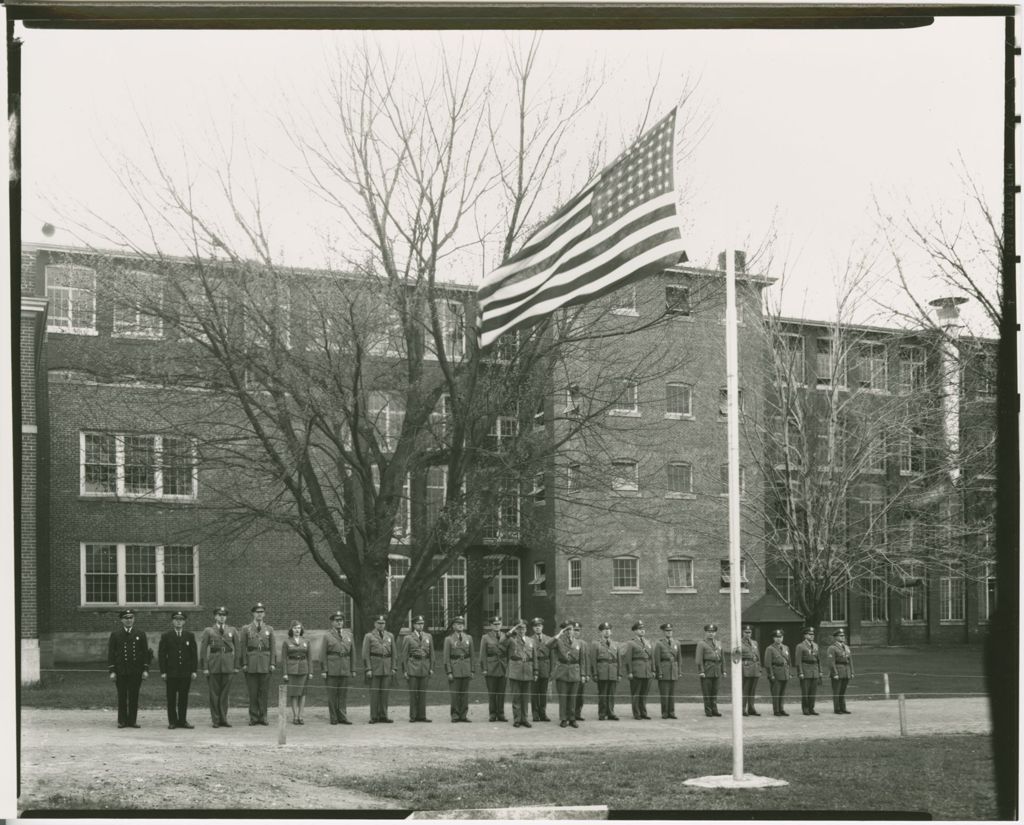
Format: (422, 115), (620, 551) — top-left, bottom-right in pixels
(684, 774), (789, 789)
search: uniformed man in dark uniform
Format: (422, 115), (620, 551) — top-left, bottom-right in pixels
(653, 622), (682, 719)
(479, 616), (509, 722)
(199, 606), (240, 728)
(546, 621), (585, 728)
(827, 628), (854, 714)
(695, 623), (726, 717)
(590, 621), (621, 721)
(158, 610), (197, 729)
(623, 620), (654, 720)
(362, 614), (397, 723)
(764, 628), (791, 716)
(239, 602), (277, 726)
(740, 624), (762, 716)
(402, 615), (433, 723)
(443, 615), (474, 722)
(320, 610), (356, 725)
(107, 609), (151, 728)
(571, 620), (589, 721)
(795, 626), (822, 715)
(501, 618), (537, 728)
(529, 618), (552, 722)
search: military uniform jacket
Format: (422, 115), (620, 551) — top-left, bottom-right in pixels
(443, 632), (475, 678)
(239, 622), (277, 673)
(530, 633), (552, 679)
(158, 629), (198, 677)
(547, 634), (584, 682)
(590, 638), (621, 680)
(740, 638), (762, 678)
(623, 636), (654, 679)
(282, 637), (311, 676)
(108, 627), (152, 676)
(402, 630), (434, 677)
(478, 631), (508, 677)
(502, 634), (536, 681)
(695, 640), (726, 678)
(362, 630), (396, 676)
(764, 642), (790, 680)
(795, 640), (821, 679)
(826, 641), (854, 679)
(200, 625), (240, 673)
(653, 638), (682, 680)
(320, 628), (356, 676)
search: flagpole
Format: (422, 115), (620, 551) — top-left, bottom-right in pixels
(725, 248), (744, 781)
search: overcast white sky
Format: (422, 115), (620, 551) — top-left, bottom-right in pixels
(17, 18), (1005, 330)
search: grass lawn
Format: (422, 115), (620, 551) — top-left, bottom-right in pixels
(347, 733), (997, 819)
(21, 644), (987, 710)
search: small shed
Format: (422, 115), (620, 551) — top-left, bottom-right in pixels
(742, 593), (805, 650)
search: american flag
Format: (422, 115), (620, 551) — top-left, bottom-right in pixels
(476, 108), (687, 349)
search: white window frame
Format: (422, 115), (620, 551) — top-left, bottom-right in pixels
(939, 563), (966, 623)
(666, 557), (695, 592)
(899, 346), (927, 394)
(484, 555), (521, 626)
(488, 414), (519, 452)
(483, 477), (520, 542)
(611, 556), (641, 593)
(860, 571), (889, 624)
(368, 308), (405, 357)
(611, 459), (639, 494)
(778, 333), (806, 387)
(665, 382), (693, 419)
(425, 465), (448, 530)
(428, 556), (466, 631)
(773, 572), (794, 602)
(112, 270), (163, 340)
(426, 299), (466, 361)
(666, 461), (694, 498)
(530, 562), (547, 595)
(610, 379), (641, 417)
(567, 462), (582, 494)
(719, 559), (750, 593)
(815, 337), (843, 389)
(718, 386), (743, 420)
(371, 465), (412, 543)
(80, 543), (199, 606)
(246, 281), (291, 350)
(665, 284), (691, 317)
(611, 284), (638, 316)
(899, 561), (927, 623)
(865, 433), (887, 475)
(983, 561), (997, 623)
(858, 342), (888, 393)
(718, 464), (747, 497)
(370, 391), (406, 453)
(46, 264), (98, 335)
(899, 426), (926, 476)
(567, 557), (583, 593)
(532, 472), (546, 505)
(80, 432), (198, 500)
(821, 588), (848, 625)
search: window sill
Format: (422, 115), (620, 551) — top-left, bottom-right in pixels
(860, 620), (889, 626)
(666, 587), (697, 594)
(611, 308), (639, 317)
(609, 410), (641, 418)
(48, 326), (99, 336)
(939, 620), (967, 626)
(668, 312), (693, 320)
(856, 387), (890, 395)
(78, 494), (198, 504)
(611, 588), (643, 595)
(566, 589), (583, 596)
(900, 620), (927, 626)
(665, 492), (696, 500)
(79, 603), (199, 611)
(718, 587), (750, 594)
(612, 490), (641, 496)
(112, 331), (163, 341)
(664, 413), (694, 421)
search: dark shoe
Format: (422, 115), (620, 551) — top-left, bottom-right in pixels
(705, 711), (713, 717)
(497, 716), (508, 722)
(381, 718), (393, 723)
(297, 719), (304, 725)
(742, 711), (749, 716)
(129, 723), (141, 728)
(212, 723), (220, 728)
(842, 710), (852, 714)
(809, 711), (819, 716)
(560, 720), (569, 727)
(421, 718), (432, 723)
(330, 720), (339, 725)
(569, 720), (578, 728)
(521, 721), (532, 728)
(668, 713), (677, 719)
(541, 716), (552, 722)
(259, 721), (269, 726)
(340, 719), (352, 725)
(461, 718), (472, 723)
(168, 724), (177, 729)
(712, 711), (722, 717)
(249, 721), (258, 726)
(608, 715), (619, 721)
(118, 723), (126, 729)
(749, 711), (760, 717)
(780, 711), (789, 716)
(641, 714), (652, 720)
(532, 716), (541, 722)
(802, 711), (810, 716)
(489, 715), (497, 722)
(599, 715), (607, 721)
(576, 716), (585, 721)
(409, 718), (418, 723)
(221, 722), (232, 727)
(179, 722), (194, 729)
(368, 719), (378, 724)
(773, 712), (782, 716)
(513, 721), (521, 728)
(834, 710), (843, 714)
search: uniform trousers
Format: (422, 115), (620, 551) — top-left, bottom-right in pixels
(742, 676), (760, 713)
(485, 675), (507, 719)
(207, 673), (233, 725)
(449, 677), (470, 720)
(368, 675), (391, 721)
(596, 679), (617, 719)
(325, 675), (351, 723)
(164, 675), (192, 726)
(700, 676), (721, 715)
(508, 678), (532, 724)
(769, 679), (788, 713)
(629, 677), (651, 718)
(555, 679), (580, 722)
(574, 681), (586, 718)
(831, 677), (850, 712)
(657, 679), (677, 717)
(531, 676), (550, 720)
(115, 672), (143, 726)
(799, 677), (818, 713)
(245, 672), (271, 723)
(407, 675), (429, 720)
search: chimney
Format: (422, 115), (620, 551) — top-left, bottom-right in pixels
(717, 250), (746, 274)
(929, 296), (968, 483)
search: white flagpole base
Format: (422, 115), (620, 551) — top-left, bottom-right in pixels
(684, 774), (789, 789)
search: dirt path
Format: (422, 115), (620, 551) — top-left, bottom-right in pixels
(18, 697), (991, 813)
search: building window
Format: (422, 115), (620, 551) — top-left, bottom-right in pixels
(718, 387), (744, 419)
(81, 432), (197, 500)
(386, 555), (411, 610)
(565, 383), (582, 414)
(530, 562), (547, 595)
(973, 349), (996, 397)
(666, 557), (694, 590)
(428, 556), (466, 630)
(899, 346), (927, 394)
(532, 473), (546, 505)
(440, 299), (466, 359)
(899, 561), (927, 623)
(899, 426), (926, 475)
(369, 391), (406, 452)
(567, 557), (583, 592)
(773, 571), (794, 602)
(718, 464), (747, 496)
(487, 414), (519, 453)
(567, 462), (582, 493)
(666, 462), (693, 496)
(431, 394), (452, 443)
(425, 466), (447, 530)
(720, 559), (749, 591)
(483, 477), (520, 542)
(492, 330), (520, 364)
(856, 485), (887, 546)
(823, 588), (848, 624)
(778, 333), (806, 385)
(665, 383), (693, 418)
(485, 556), (521, 626)
(665, 285), (691, 316)
(815, 337), (842, 388)
(367, 308), (404, 357)
(612, 285), (637, 315)
(611, 380), (640, 416)
(611, 459), (639, 493)
(533, 399), (545, 431)
(983, 562), (997, 622)
(81, 543), (198, 606)
(939, 563), (966, 622)
(612, 556), (640, 592)
(371, 467), (412, 542)
(859, 571), (889, 624)
(335, 579), (356, 629)
(857, 342), (888, 391)
(865, 433), (886, 474)
(113, 271), (163, 339)
(46, 265), (97, 334)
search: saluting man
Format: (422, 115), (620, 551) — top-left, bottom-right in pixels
(653, 622), (682, 719)
(443, 616), (474, 722)
(529, 618), (552, 722)
(695, 623), (726, 717)
(622, 620), (654, 720)
(547, 621), (585, 728)
(572, 621), (589, 721)
(764, 628), (791, 716)
(502, 618), (537, 728)
(479, 616), (509, 722)
(158, 610), (197, 729)
(827, 628), (854, 714)
(107, 609), (151, 729)
(795, 626), (822, 716)
(590, 622), (621, 721)
(363, 614), (397, 723)
(239, 602), (277, 726)
(402, 615), (434, 723)
(199, 606), (240, 728)
(740, 625), (762, 716)
(320, 610), (356, 725)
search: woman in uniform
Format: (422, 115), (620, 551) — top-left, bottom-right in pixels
(281, 620), (311, 724)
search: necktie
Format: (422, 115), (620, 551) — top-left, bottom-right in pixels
(379, 630), (383, 640)
(177, 631), (181, 639)
(256, 624), (262, 633)
(458, 633), (463, 643)
(219, 626), (224, 636)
